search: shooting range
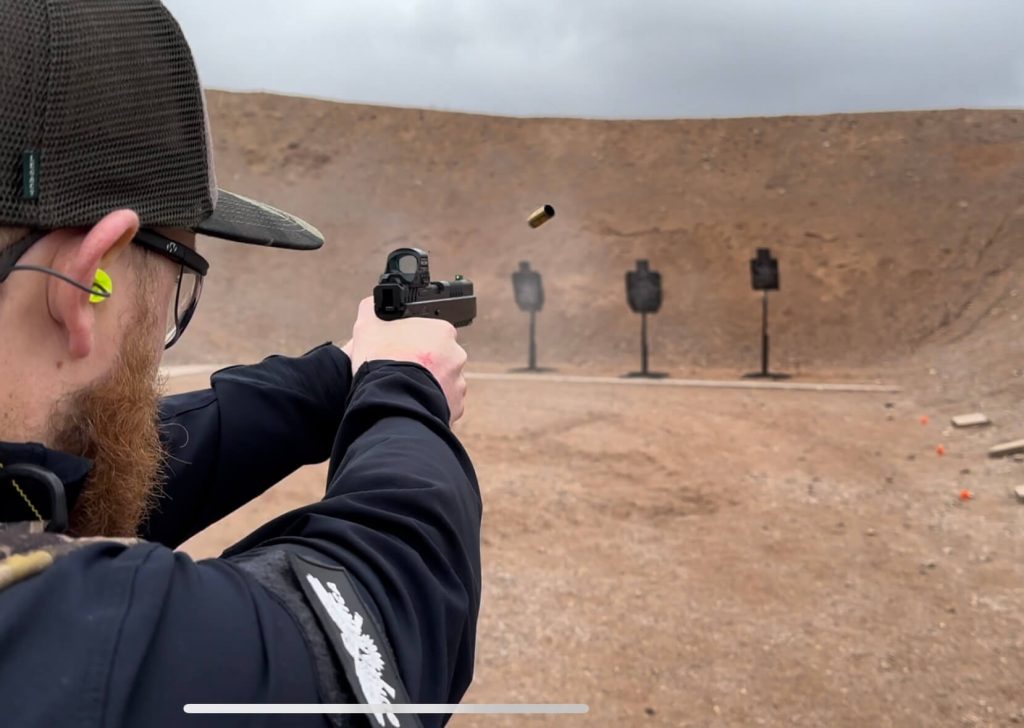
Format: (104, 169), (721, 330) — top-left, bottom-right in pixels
(166, 89), (1024, 728)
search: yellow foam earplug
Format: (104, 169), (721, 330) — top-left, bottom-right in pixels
(90, 268), (112, 304)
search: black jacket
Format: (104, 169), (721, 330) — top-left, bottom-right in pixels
(0, 345), (482, 728)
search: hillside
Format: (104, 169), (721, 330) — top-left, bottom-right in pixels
(169, 92), (1024, 385)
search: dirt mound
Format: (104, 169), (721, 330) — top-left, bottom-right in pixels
(170, 92), (1024, 382)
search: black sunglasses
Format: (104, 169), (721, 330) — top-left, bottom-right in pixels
(0, 228), (209, 349)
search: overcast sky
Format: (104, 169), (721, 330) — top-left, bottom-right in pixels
(163, 0), (1024, 119)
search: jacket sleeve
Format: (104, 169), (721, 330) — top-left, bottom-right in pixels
(222, 361), (483, 713)
(0, 361), (480, 728)
(0, 541), (348, 728)
(145, 343), (353, 548)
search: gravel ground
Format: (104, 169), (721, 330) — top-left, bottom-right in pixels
(174, 370), (1024, 728)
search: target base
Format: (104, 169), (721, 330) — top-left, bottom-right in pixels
(742, 371), (791, 381)
(623, 371), (669, 379)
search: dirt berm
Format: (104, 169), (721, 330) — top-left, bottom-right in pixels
(166, 92), (1024, 388)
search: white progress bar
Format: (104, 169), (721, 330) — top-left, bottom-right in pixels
(184, 704), (588, 715)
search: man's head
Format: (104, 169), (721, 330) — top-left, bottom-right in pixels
(0, 0), (324, 536)
(0, 216), (198, 535)
(0, 213), (203, 532)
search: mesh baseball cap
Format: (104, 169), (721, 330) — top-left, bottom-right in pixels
(0, 0), (323, 250)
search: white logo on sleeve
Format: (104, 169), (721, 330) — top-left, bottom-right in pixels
(305, 574), (401, 727)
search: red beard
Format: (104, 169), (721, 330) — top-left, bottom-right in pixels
(50, 304), (165, 538)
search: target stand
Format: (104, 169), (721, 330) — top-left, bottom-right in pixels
(743, 248), (789, 380)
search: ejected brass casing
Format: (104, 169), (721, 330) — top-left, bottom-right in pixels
(528, 204), (555, 228)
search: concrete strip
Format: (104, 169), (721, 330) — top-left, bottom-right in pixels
(465, 372), (900, 393)
(161, 363), (232, 378)
(989, 440), (1024, 458)
(162, 364), (900, 394)
(951, 413), (991, 428)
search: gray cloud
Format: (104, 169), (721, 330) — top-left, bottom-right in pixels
(163, 0), (1024, 118)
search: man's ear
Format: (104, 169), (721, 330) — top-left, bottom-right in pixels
(49, 210), (140, 359)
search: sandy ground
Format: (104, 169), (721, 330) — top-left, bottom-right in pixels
(173, 368), (1024, 728)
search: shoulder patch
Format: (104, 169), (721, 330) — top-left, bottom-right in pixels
(288, 552), (422, 728)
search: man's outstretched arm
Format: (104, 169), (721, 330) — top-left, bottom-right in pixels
(221, 300), (479, 714)
(224, 360), (482, 710)
(1, 364), (478, 728)
(145, 343), (352, 548)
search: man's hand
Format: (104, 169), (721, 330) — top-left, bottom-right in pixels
(342, 297), (468, 423)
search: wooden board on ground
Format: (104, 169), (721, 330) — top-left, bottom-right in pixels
(989, 440), (1024, 458)
(951, 413), (990, 428)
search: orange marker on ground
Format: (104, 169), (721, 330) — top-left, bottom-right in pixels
(919, 415), (930, 426)
(936, 444), (946, 456)
(959, 489), (973, 501)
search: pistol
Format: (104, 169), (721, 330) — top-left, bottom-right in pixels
(373, 247), (476, 327)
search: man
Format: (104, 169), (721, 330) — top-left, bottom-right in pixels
(0, 1), (480, 727)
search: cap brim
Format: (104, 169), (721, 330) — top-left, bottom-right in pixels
(194, 189), (324, 250)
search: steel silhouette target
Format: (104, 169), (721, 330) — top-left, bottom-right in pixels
(626, 259), (663, 314)
(512, 261), (544, 313)
(750, 247), (780, 291)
